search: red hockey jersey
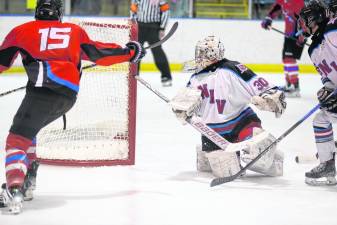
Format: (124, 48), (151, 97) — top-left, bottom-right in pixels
(0, 20), (136, 96)
(267, 0), (304, 36)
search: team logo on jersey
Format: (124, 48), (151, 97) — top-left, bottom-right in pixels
(315, 59), (337, 77)
(197, 84), (226, 114)
(235, 63), (248, 73)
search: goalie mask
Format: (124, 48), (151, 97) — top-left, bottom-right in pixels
(35, 0), (63, 21)
(195, 36), (225, 73)
(298, 0), (328, 37)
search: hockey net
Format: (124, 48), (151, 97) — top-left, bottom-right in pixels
(36, 19), (137, 166)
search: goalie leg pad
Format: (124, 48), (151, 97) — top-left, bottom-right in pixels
(241, 129), (277, 174)
(206, 150), (241, 178)
(196, 146), (212, 172)
(263, 150), (284, 177)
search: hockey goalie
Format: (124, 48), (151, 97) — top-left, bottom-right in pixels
(170, 36), (286, 178)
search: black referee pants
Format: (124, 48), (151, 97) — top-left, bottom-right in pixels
(138, 22), (172, 81)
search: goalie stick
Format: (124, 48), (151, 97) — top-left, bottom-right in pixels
(0, 21), (179, 97)
(210, 90), (337, 187)
(135, 75), (230, 150)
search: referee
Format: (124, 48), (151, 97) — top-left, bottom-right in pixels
(131, 0), (172, 87)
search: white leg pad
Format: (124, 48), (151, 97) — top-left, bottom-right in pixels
(241, 129), (277, 174)
(196, 145), (212, 172)
(206, 150), (241, 178)
(263, 150), (284, 176)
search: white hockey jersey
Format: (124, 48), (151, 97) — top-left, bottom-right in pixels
(308, 18), (337, 87)
(187, 59), (277, 124)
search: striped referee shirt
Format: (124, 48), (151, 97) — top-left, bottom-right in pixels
(130, 0), (170, 30)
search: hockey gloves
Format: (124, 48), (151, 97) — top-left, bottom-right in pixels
(317, 86), (337, 112)
(251, 88), (287, 118)
(261, 17), (272, 30)
(126, 41), (146, 63)
(169, 87), (202, 125)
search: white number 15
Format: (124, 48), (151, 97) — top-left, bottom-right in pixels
(39, 27), (71, 51)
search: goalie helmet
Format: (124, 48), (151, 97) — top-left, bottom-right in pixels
(298, 0), (328, 37)
(195, 36), (225, 72)
(35, 0), (63, 21)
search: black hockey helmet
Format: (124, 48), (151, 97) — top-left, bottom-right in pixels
(329, 0), (337, 16)
(298, 0), (328, 36)
(35, 0), (63, 21)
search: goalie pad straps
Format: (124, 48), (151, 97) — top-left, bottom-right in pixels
(206, 150), (241, 178)
(170, 87), (202, 124)
(251, 88), (286, 118)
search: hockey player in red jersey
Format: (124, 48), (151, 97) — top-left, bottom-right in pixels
(0, 0), (145, 214)
(298, 0), (336, 186)
(169, 36), (286, 180)
(261, 0), (305, 97)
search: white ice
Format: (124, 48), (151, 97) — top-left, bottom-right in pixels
(0, 72), (337, 225)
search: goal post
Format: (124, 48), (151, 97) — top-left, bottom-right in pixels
(36, 19), (138, 166)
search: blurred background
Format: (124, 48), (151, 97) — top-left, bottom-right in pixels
(0, 0), (276, 19)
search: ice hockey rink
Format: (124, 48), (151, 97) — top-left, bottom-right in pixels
(1, 72), (337, 225)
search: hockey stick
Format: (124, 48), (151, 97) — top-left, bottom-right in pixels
(210, 88), (337, 187)
(0, 21), (179, 97)
(135, 75), (230, 150)
(270, 27), (310, 47)
(0, 86), (26, 97)
(210, 103), (322, 187)
(82, 21), (178, 70)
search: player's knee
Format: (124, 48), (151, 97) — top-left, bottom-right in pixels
(6, 133), (32, 151)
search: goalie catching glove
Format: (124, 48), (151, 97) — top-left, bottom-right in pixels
(251, 88), (286, 118)
(169, 87), (202, 124)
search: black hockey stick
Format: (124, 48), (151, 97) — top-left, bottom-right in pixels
(82, 21), (178, 70)
(135, 75), (231, 150)
(270, 27), (310, 47)
(0, 21), (179, 97)
(210, 103), (322, 187)
(0, 86), (26, 97)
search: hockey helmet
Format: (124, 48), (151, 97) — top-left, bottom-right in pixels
(298, 0), (328, 36)
(35, 0), (63, 21)
(195, 35), (225, 72)
(328, 0), (337, 17)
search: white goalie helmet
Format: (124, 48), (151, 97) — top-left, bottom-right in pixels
(195, 35), (225, 72)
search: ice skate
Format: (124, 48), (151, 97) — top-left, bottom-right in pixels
(305, 158), (337, 186)
(280, 83), (300, 98)
(161, 77), (172, 87)
(0, 184), (24, 214)
(22, 160), (39, 201)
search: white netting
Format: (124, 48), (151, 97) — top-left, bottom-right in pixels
(36, 19), (136, 165)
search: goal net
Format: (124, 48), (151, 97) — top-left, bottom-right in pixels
(36, 19), (138, 166)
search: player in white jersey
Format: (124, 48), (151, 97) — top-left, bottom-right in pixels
(298, 0), (337, 185)
(169, 36), (286, 178)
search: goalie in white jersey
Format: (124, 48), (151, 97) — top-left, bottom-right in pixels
(170, 36), (286, 178)
(297, 0), (337, 186)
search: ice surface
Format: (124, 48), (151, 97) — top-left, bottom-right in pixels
(0, 72), (336, 225)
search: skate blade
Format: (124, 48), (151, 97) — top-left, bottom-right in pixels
(285, 92), (301, 98)
(305, 177), (337, 186)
